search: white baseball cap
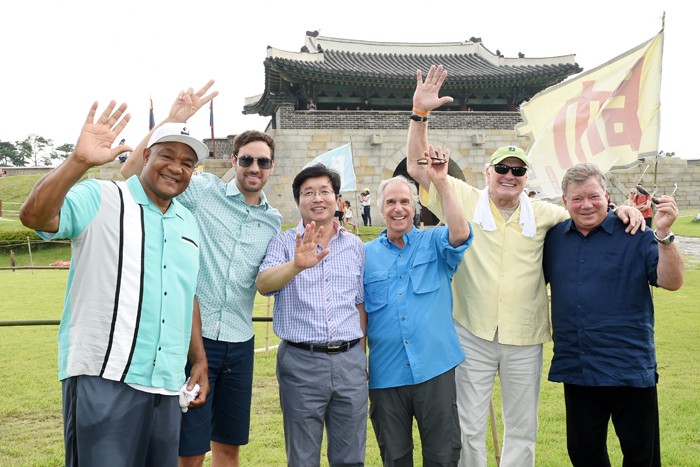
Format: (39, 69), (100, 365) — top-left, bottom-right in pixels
(147, 123), (209, 161)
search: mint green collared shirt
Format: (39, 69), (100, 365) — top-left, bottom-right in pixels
(177, 173), (282, 342)
(39, 176), (200, 392)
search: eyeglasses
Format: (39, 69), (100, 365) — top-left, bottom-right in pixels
(300, 189), (335, 199)
(492, 164), (527, 177)
(236, 155), (273, 169)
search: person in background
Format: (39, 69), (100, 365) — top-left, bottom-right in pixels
(117, 138), (130, 163)
(359, 188), (372, 226)
(626, 187), (653, 228)
(20, 101), (210, 466)
(343, 199), (358, 234)
(364, 147), (472, 465)
(335, 193), (345, 224)
(257, 163), (367, 467)
(544, 162), (683, 466)
(413, 199), (422, 227)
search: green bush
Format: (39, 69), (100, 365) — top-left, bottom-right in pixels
(0, 229), (42, 253)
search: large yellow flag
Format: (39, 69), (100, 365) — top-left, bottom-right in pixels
(516, 31), (663, 198)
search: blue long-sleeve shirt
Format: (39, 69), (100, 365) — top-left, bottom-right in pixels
(364, 225), (472, 389)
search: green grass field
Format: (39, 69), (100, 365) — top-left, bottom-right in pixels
(1, 253), (699, 465)
(2, 173), (699, 465)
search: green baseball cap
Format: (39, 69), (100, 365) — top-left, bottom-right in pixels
(490, 146), (529, 166)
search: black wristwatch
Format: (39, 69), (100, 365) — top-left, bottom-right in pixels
(653, 230), (675, 245)
(410, 114), (428, 122)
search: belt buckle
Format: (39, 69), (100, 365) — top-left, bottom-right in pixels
(326, 344), (342, 355)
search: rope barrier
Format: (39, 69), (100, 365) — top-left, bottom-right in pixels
(0, 316), (274, 327)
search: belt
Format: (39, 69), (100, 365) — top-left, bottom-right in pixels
(286, 338), (361, 355)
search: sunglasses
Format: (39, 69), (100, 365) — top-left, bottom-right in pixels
(236, 155), (273, 169)
(492, 164), (527, 177)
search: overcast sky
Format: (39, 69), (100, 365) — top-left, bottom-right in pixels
(1, 1), (694, 159)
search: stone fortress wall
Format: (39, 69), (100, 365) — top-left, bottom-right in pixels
(92, 106), (699, 225)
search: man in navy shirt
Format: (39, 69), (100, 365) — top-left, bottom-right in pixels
(543, 162), (684, 466)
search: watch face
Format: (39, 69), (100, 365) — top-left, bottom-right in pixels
(656, 231), (674, 244)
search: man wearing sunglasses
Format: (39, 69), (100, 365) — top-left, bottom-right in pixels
(407, 65), (645, 467)
(122, 80), (282, 467)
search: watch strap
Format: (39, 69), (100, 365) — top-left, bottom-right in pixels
(653, 230), (675, 245)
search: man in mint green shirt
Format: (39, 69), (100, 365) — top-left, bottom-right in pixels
(21, 101), (210, 467)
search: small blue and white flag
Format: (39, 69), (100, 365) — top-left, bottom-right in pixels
(303, 143), (357, 192)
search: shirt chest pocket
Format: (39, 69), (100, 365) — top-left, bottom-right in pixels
(172, 235), (200, 283)
(364, 270), (389, 313)
(409, 250), (440, 295)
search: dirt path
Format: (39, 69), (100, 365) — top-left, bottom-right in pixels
(677, 236), (700, 268)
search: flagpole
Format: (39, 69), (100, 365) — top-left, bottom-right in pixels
(149, 97), (155, 131)
(349, 136), (360, 230)
(210, 100), (216, 158)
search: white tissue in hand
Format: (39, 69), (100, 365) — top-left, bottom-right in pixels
(179, 378), (200, 413)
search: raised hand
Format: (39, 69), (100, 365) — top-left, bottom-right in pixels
(294, 222), (330, 270)
(73, 101), (131, 167)
(413, 65), (454, 113)
(424, 145), (450, 185)
(653, 196), (679, 232)
(167, 79), (218, 123)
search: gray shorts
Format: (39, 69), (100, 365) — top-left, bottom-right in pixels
(62, 375), (181, 467)
(369, 368), (461, 466)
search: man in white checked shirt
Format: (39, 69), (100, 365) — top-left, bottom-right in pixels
(257, 163), (367, 467)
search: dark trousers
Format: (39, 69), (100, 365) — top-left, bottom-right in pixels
(369, 369), (460, 466)
(63, 376), (180, 467)
(564, 383), (661, 467)
(362, 205), (371, 226)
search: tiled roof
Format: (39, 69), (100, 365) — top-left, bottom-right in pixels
(244, 31), (582, 115)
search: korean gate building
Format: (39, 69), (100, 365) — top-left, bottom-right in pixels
(95, 31), (698, 221)
(211, 31), (586, 224)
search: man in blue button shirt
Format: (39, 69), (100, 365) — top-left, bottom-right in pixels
(364, 146), (472, 466)
(543, 162), (684, 466)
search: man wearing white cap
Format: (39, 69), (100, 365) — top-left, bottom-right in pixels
(20, 101), (210, 467)
(122, 80), (282, 466)
(406, 65), (645, 467)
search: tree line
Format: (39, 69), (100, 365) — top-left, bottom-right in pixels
(0, 135), (74, 167)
